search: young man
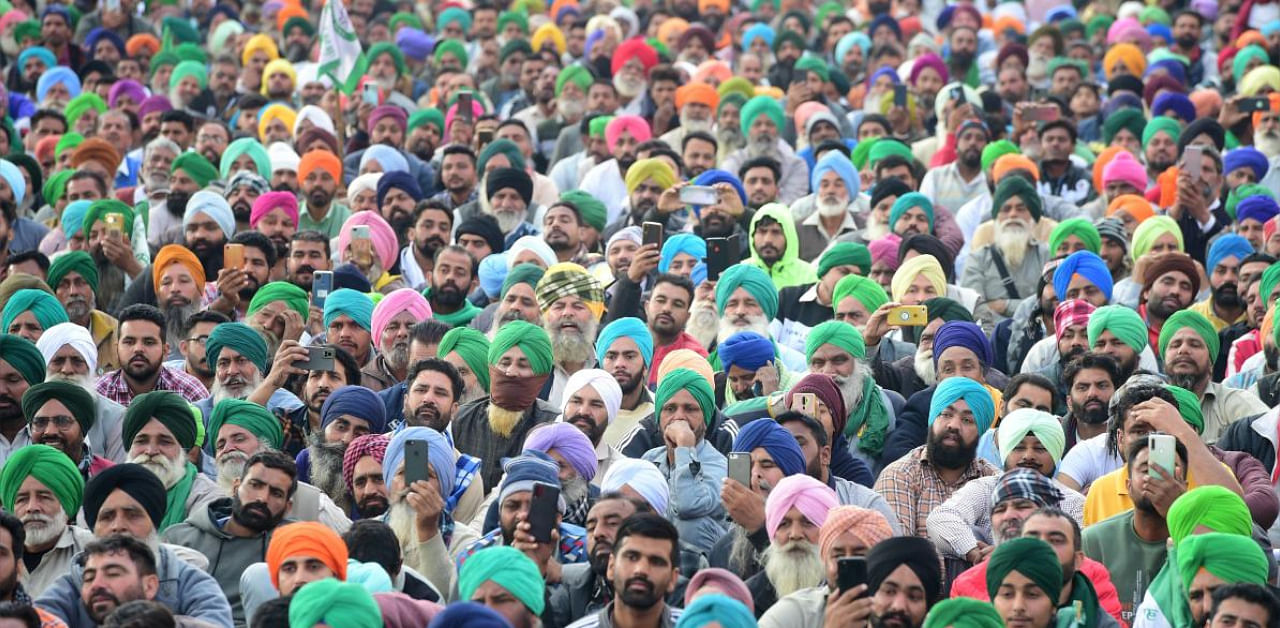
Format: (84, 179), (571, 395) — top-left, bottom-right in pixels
(567, 514), (683, 628)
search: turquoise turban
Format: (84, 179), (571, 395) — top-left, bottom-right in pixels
(889, 192), (934, 231)
(928, 376), (995, 435)
(806, 320), (867, 361)
(596, 317), (654, 368)
(458, 546), (546, 615)
(715, 264), (778, 319)
(659, 233), (707, 273)
(323, 288), (374, 330)
(0, 289), (68, 333)
(288, 578), (382, 628)
(220, 137), (271, 179)
(206, 322), (270, 375)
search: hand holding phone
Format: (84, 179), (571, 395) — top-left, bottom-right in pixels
(223, 243), (245, 270)
(837, 557), (868, 595)
(642, 222), (664, 248)
(792, 392), (818, 416)
(887, 305), (927, 326)
(679, 185), (719, 206)
(1183, 146), (1204, 181)
(728, 452), (751, 487)
(527, 482), (560, 543)
(1147, 434), (1176, 478)
(292, 346), (336, 372)
(404, 439), (429, 486)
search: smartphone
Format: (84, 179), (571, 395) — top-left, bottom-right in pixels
(223, 243), (245, 270)
(403, 439), (429, 486)
(1025, 105), (1060, 121)
(476, 129), (494, 148)
(1239, 96), (1271, 113)
(458, 92), (473, 124)
(887, 305), (928, 326)
(293, 346), (336, 372)
(642, 221), (663, 248)
(527, 481), (560, 543)
(727, 452), (751, 487)
(893, 84), (907, 108)
(793, 392), (818, 416)
(351, 225), (373, 264)
(837, 556), (868, 594)
(103, 213), (123, 238)
(1184, 145), (1204, 181)
(362, 83), (379, 106)
(1148, 433), (1176, 478)
(679, 185), (719, 206)
(706, 237), (734, 281)
(311, 271), (333, 308)
(950, 85), (964, 102)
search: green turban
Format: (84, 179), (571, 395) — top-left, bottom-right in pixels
(81, 198), (135, 239)
(556, 65), (594, 97)
(1142, 116), (1181, 148)
(715, 264), (778, 319)
(991, 176), (1043, 221)
(794, 55), (829, 82)
(21, 380), (95, 434)
(1166, 485), (1252, 544)
(1131, 215), (1183, 261)
(497, 10), (529, 34)
(65, 92), (106, 127)
(587, 115), (614, 138)
(171, 152), (218, 188)
(501, 263), (545, 300)
(1158, 310), (1219, 361)
(740, 95), (785, 136)
(867, 139), (913, 168)
(488, 320), (553, 375)
(1234, 45), (1271, 84)
(162, 15), (198, 43)
(818, 242), (872, 277)
(851, 137), (879, 169)
(0, 444), (83, 517)
(499, 39), (532, 64)
(1102, 108), (1146, 145)
(407, 108), (445, 135)
(1164, 384), (1205, 435)
(54, 133), (83, 158)
(1225, 183), (1274, 220)
(437, 327), (491, 392)
(367, 42), (406, 77)
(985, 537), (1062, 602)
(282, 16), (314, 37)
(220, 137), (271, 180)
(45, 251), (98, 294)
(288, 578), (382, 628)
(1176, 533), (1269, 597)
(0, 336), (44, 385)
(206, 322), (270, 375)
(833, 274), (889, 314)
(561, 190), (607, 233)
(122, 391), (198, 450)
(889, 192), (934, 232)
(172, 43), (207, 65)
(980, 139), (1019, 174)
(433, 39), (469, 68)
(1087, 305), (1148, 353)
(806, 320), (867, 361)
(42, 170), (73, 206)
(922, 598), (1003, 628)
(458, 546), (546, 615)
(478, 139), (527, 172)
(655, 367), (714, 426)
(1261, 265), (1280, 305)
(388, 11), (422, 32)
(208, 399), (283, 450)
(169, 60), (207, 90)
(718, 78), (754, 102)
(0, 288), (67, 334)
(247, 281), (309, 320)
(12, 20), (38, 44)
(1048, 217), (1101, 254)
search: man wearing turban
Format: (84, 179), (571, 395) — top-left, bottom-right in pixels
(805, 320), (895, 471)
(0, 288), (67, 343)
(1086, 305), (1153, 382)
(593, 317), (656, 446)
(1139, 251), (1200, 349)
(460, 546), (547, 628)
(720, 96), (809, 203)
(743, 475), (838, 613)
(0, 335), (51, 457)
(987, 537), (1064, 628)
(437, 326), (492, 405)
(775, 242), (874, 355)
(120, 390), (223, 530)
(265, 521), (348, 598)
(22, 380), (109, 481)
(0, 444), (91, 596)
(47, 250), (120, 374)
(599, 155), (673, 242)
(1160, 309), (1269, 442)
(712, 264), (806, 374)
(523, 422), (599, 528)
(961, 175), (1050, 322)
(534, 262), (606, 407)
(37, 323), (128, 465)
(1189, 233), (1253, 332)
(554, 368), (624, 485)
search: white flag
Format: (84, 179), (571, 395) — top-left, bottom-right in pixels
(316, 0), (364, 94)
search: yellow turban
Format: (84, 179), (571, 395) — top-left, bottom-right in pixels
(241, 33), (280, 66)
(1240, 65), (1280, 97)
(258, 103), (297, 142)
(259, 58), (297, 95)
(891, 254), (947, 302)
(657, 348), (714, 386)
(531, 23), (567, 55)
(624, 158), (677, 194)
(1103, 43), (1146, 80)
(657, 17), (689, 46)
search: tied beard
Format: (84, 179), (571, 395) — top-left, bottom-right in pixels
(548, 318), (600, 367)
(308, 433), (349, 505)
(717, 312), (771, 345)
(687, 300), (720, 350)
(164, 301), (200, 350)
(212, 370), (264, 404)
(816, 194), (848, 218)
(995, 219), (1032, 269)
(914, 347), (936, 385)
(760, 539), (825, 597)
(130, 452), (187, 489)
(22, 510), (68, 550)
(488, 405), (524, 437)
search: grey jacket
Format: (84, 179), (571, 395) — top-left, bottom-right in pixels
(641, 440), (728, 554)
(36, 544), (233, 628)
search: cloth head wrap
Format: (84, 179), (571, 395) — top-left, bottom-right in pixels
(524, 422), (598, 481)
(82, 463), (165, 530)
(247, 282), (308, 322)
(267, 522), (348, 589)
(0, 333), (48, 387)
(1158, 309), (1220, 361)
(371, 288), (432, 345)
(458, 546), (546, 615)
(732, 418), (805, 477)
(929, 376), (995, 436)
(1131, 215), (1184, 260)
(932, 321), (993, 367)
(488, 320), (553, 375)
(152, 245), (205, 296)
(997, 409), (1066, 464)
(763, 474), (838, 538)
(1087, 304), (1148, 353)
(683, 568), (753, 612)
(221, 137), (271, 179)
(46, 251), (97, 294)
(485, 167), (532, 205)
(867, 537), (942, 604)
(1238, 195), (1280, 225)
(605, 115), (652, 152)
(499, 452), (562, 509)
(719, 331), (776, 373)
(437, 327), (491, 393)
(248, 192), (299, 232)
(36, 66), (80, 102)
(321, 386), (387, 434)
(990, 468), (1064, 509)
(869, 235), (902, 270)
(560, 368), (622, 426)
(985, 537), (1062, 601)
(122, 391), (197, 450)
(806, 320), (867, 363)
(1175, 534), (1269, 598)
(833, 275), (888, 314)
(1207, 234), (1254, 274)
(890, 254), (946, 302)
(506, 236), (557, 269)
(715, 264), (778, 319)
(1102, 150), (1147, 191)
(740, 95), (785, 136)
(623, 158), (675, 194)
(206, 322), (269, 375)
(655, 368), (714, 426)
(383, 427), (454, 495)
(818, 243), (872, 278)
(535, 262), (604, 316)
(288, 578), (382, 628)
(1166, 485), (1253, 544)
(786, 374), (846, 434)
(323, 288), (374, 331)
(1164, 384), (1206, 435)
(1049, 217), (1101, 255)
(0, 288), (67, 333)
(595, 317), (653, 368)
(818, 506), (893, 562)
(600, 459), (668, 515)
(923, 598), (1004, 628)
(1225, 147), (1270, 182)
(21, 380), (94, 435)
(82, 198), (135, 239)
(182, 190), (235, 241)
(35, 323), (97, 375)
(1052, 250), (1113, 300)
(658, 234), (706, 274)
(890, 192), (935, 232)
(810, 151), (860, 198)
(208, 399), (282, 450)
(336, 211), (399, 271)
(0, 444), (83, 517)
(990, 176), (1043, 221)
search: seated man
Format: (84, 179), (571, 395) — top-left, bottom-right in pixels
(0, 444), (91, 596)
(986, 537), (1066, 628)
(239, 521), (349, 620)
(122, 391), (223, 529)
(746, 475), (839, 617)
(459, 546), (548, 628)
(961, 177), (1050, 322)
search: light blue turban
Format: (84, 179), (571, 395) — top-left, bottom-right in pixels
(36, 66), (81, 102)
(0, 160), (25, 204)
(596, 317), (653, 367)
(183, 190), (236, 240)
(659, 233), (707, 273)
(323, 288), (374, 330)
(835, 32), (871, 65)
(742, 23), (775, 51)
(360, 145), (409, 174)
(383, 426), (456, 496)
(676, 594), (756, 628)
(810, 151), (860, 196)
(1206, 234), (1254, 274)
(478, 253), (509, 299)
(928, 376), (995, 435)
(60, 201), (92, 239)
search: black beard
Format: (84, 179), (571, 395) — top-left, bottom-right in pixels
(1212, 283), (1242, 309)
(1071, 398), (1109, 425)
(231, 495), (281, 532)
(926, 427), (976, 470)
(960, 149), (981, 170)
(1058, 346), (1086, 369)
(701, 215), (734, 238)
(616, 369), (644, 395)
(307, 187), (333, 209)
(355, 495), (389, 518)
(166, 191), (191, 218)
(1148, 295), (1184, 320)
(417, 237), (446, 260)
(231, 201), (252, 224)
(291, 264), (316, 290)
(871, 610), (916, 628)
(432, 283), (466, 307)
(950, 51), (975, 69)
(1149, 158), (1175, 173)
(868, 1), (891, 13)
(617, 576), (661, 609)
(1168, 370), (1206, 391)
(1175, 34), (1198, 49)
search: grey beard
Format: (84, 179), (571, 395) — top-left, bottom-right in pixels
(459, 385), (487, 405)
(716, 129), (745, 152)
(216, 449), (252, 493)
(1168, 370), (1206, 392)
(563, 474), (590, 509)
(64, 295), (92, 323)
(164, 302), (200, 348)
(914, 348), (937, 385)
(386, 341), (410, 372)
(833, 363), (868, 412)
(995, 221), (1032, 269)
(492, 209), (525, 235)
(548, 319), (599, 366)
(717, 314), (770, 345)
(863, 215), (889, 240)
(727, 524), (758, 575)
(746, 135), (779, 160)
(1258, 130), (1280, 158)
(760, 540), (825, 597)
(308, 435), (349, 504)
(687, 301), (720, 350)
(98, 261), (126, 309)
(387, 498), (418, 550)
(211, 371), (263, 404)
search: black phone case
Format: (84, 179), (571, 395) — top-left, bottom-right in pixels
(403, 440), (429, 487)
(528, 482), (560, 543)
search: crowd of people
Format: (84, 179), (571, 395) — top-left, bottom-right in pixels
(0, 0), (1277, 626)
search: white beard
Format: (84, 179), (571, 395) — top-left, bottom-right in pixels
(558, 96), (585, 120)
(833, 362), (869, 411)
(22, 511), (68, 550)
(1258, 129), (1280, 158)
(211, 371), (264, 404)
(130, 452), (187, 489)
(914, 347), (937, 385)
(613, 74), (646, 99)
(863, 213), (890, 240)
(387, 498), (418, 550)
(717, 313), (771, 345)
(761, 539), (825, 597)
(46, 372), (96, 393)
(687, 301), (720, 350)
(995, 220), (1032, 269)
(747, 134), (779, 160)
(816, 195), (849, 218)
(492, 208), (525, 235)
(216, 450), (252, 493)
(547, 318), (600, 367)
(680, 111), (713, 134)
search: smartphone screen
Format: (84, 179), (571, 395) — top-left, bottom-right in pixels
(404, 439), (429, 486)
(527, 482), (560, 543)
(458, 92), (473, 124)
(1184, 146), (1204, 181)
(1148, 434), (1175, 478)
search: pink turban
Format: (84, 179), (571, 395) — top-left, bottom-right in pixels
(1053, 299), (1096, 339)
(692, 60), (732, 84)
(869, 233), (902, 270)
(336, 211), (398, 270)
(818, 506), (894, 560)
(763, 474), (838, 539)
(909, 53), (949, 87)
(1101, 150), (1147, 191)
(684, 568), (753, 613)
(605, 115), (652, 152)
(1107, 17), (1152, 49)
(371, 288), (433, 344)
(249, 191), (299, 228)
(445, 99), (485, 133)
(794, 102), (831, 137)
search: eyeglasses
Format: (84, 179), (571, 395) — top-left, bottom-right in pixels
(31, 416), (76, 431)
(186, 335), (210, 345)
(196, 134), (227, 144)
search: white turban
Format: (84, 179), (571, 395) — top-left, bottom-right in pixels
(601, 458), (669, 516)
(561, 368), (623, 425)
(347, 172), (383, 207)
(606, 226), (642, 254)
(268, 141), (301, 173)
(293, 105), (336, 137)
(506, 235), (557, 269)
(36, 322), (98, 374)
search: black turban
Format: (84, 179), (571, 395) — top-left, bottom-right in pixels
(486, 167), (533, 205)
(83, 463), (167, 530)
(21, 380), (95, 434)
(456, 214), (506, 254)
(867, 537), (942, 605)
(1178, 118), (1225, 155)
(870, 178), (912, 212)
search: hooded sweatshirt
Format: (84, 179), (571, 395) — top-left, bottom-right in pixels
(747, 203), (818, 290)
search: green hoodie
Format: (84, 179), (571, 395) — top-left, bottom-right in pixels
(747, 203), (817, 289)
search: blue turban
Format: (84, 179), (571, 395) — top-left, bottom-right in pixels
(323, 288), (374, 330)
(1053, 250), (1114, 300)
(376, 170), (424, 207)
(1207, 234), (1254, 274)
(732, 418), (806, 476)
(1151, 92), (1195, 124)
(477, 253), (509, 299)
(361, 145), (409, 174)
(693, 169), (747, 205)
(183, 190), (236, 240)
(320, 386), (387, 433)
(810, 151), (860, 196)
(742, 23), (775, 51)
(835, 32), (871, 66)
(932, 321), (993, 367)
(428, 602), (510, 628)
(1238, 195), (1280, 224)
(16, 47), (55, 73)
(1265, 19), (1280, 37)
(60, 201), (91, 239)
(690, 263), (708, 286)
(1145, 58), (1187, 85)
(867, 65), (901, 88)
(719, 331), (775, 373)
(0, 160), (25, 204)
(1147, 23), (1173, 45)
(659, 233), (707, 273)
(676, 594), (756, 628)
(870, 14), (902, 41)
(85, 27), (126, 60)
(596, 317), (653, 367)
(384, 426), (455, 496)
(1225, 148), (1269, 182)
(36, 66), (80, 102)
(929, 376), (996, 435)
(715, 264), (779, 319)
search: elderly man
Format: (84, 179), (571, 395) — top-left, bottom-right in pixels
(803, 321), (898, 477)
(36, 463), (233, 626)
(775, 243), (874, 353)
(84, 199), (146, 312)
(152, 245), (208, 351)
(21, 381), (110, 482)
(436, 327), (490, 407)
(295, 386), (386, 508)
(483, 263), (543, 335)
(520, 423), (601, 529)
(594, 318), (655, 448)
(0, 335), (55, 463)
(961, 177), (1051, 321)
(714, 264), (805, 372)
(0, 288), (68, 343)
(0, 445), (90, 596)
(47, 250), (119, 372)
(535, 263), (605, 407)
(1159, 310), (1268, 442)
(36, 323), (126, 462)
(399, 357), (486, 523)
(797, 153), (861, 260)
(198, 322), (303, 430)
(460, 546), (547, 628)
(746, 475), (839, 616)
(453, 320), (560, 489)
(721, 96), (809, 203)
(366, 288), (433, 387)
(122, 391), (221, 530)
(484, 167), (540, 247)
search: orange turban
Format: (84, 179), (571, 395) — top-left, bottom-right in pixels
(299, 150), (342, 182)
(992, 154), (1040, 183)
(675, 83), (719, 110)
(1155, 165), (1179, 209)
(1253, 93), (1280, 129)
(276, 4), (308, 31)
(993, 15), (1025, 35)
(692, 59), (732, 84)
(152, 245), (206, 295)
(125, 34), (161, 57)
(656, 348), (713, 386)
(34, 136), (60, 164)
(1092, 145), (1126, 192)
(1238, 30), (1267, 49)
(71, 138), (122, 174)
(1107, 194), (1155, 224)
(1103, 43), (1146, 80)
(266, 522), (348, 590)
(657, 17), (689, 46)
